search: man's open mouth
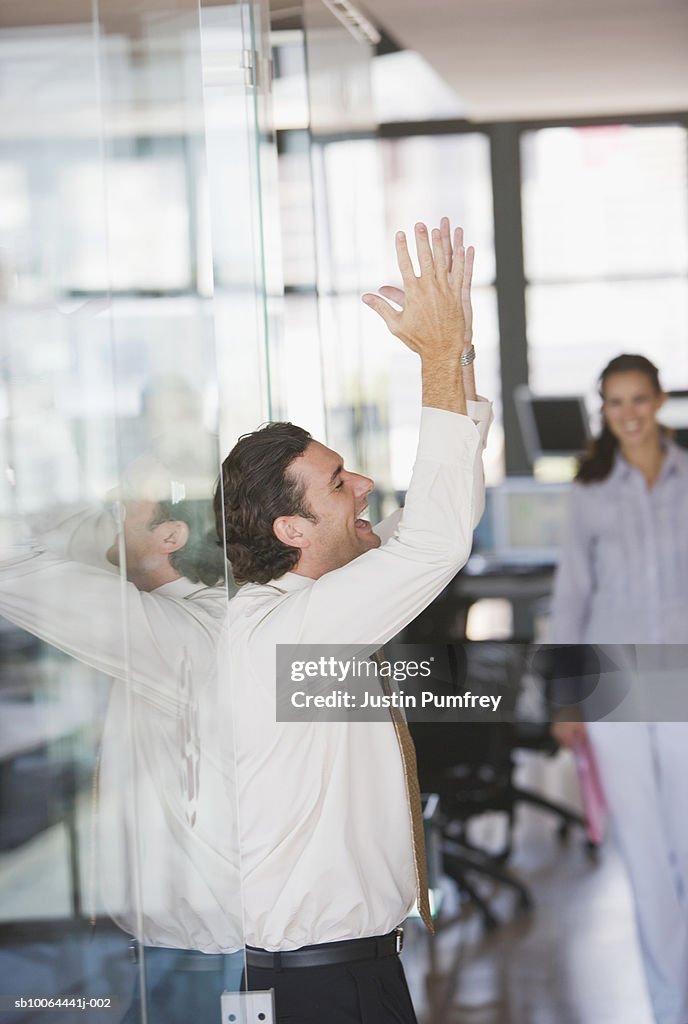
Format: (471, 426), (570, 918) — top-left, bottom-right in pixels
(355, 507), (371, 530)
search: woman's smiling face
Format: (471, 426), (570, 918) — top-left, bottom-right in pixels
(602, 370), (665, 451)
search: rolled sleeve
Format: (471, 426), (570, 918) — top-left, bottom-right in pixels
(465, 397), (493, 527)
(466, 396), (493, 450)
(416, 406), (482, 464)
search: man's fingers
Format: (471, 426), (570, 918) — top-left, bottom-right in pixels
(414, 222), (434, 277)
(440, 217), (452, 271)
(361, 292), (401, 332)
(462, 245), (475, 343)
(450, 234), (466, 293)
(463, 245), (475, 291)
(431, 227), (448, 275)
(462, 245), (475, 311)
(378, 285), (406, 309)
(394, 231), (416, 287)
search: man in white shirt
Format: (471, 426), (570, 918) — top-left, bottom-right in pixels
(216, 220), (491, 1023)
(0, 481), (243, 1021)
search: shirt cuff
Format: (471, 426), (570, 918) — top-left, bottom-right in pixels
(418, 406), (481, 465)
(466, 397), (492, 423)
(466, 397), (493, 449)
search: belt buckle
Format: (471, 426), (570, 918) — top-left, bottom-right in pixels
(128, 939), (138, 965)
(394, 927), (404, 954)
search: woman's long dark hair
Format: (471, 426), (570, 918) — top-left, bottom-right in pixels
(576, 354), (664, 484)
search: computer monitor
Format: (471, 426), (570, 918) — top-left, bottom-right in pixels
(490, 478), (571, 565)
(514, 386), (591, 465)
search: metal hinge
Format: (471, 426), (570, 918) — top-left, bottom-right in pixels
(241, 49), (256, 88)
(221, 990), (275, 1024)
(240, 50), (272, 90)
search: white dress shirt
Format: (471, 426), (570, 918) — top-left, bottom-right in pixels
(227, 401), (491, 950)
(0, 507), (242, 953)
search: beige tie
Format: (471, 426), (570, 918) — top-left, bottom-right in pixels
(375, 652), (434, 933)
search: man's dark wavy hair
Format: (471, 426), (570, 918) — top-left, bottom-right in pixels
(150, 499), (226, 587)
(214, 422), (314, 585)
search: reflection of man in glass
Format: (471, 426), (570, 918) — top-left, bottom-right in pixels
(216, 220), (491, 1024)
(0, 465), (242, 1021)
(105, 497), (223, 596)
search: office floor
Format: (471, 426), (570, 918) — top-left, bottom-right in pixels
(402, 751), (654, 1024)
(0, 753), (654, 1024)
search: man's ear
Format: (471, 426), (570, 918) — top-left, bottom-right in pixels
(157, 520), (190, 554)
(273, 516), (308, 551)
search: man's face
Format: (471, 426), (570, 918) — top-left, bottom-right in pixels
(106, 500), (164, 581)
(286, 441), (380, 577)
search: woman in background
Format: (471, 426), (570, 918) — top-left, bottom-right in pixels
(550, 354), (688, 1024)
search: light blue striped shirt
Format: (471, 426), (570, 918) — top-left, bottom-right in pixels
(550, 442), (688, 644)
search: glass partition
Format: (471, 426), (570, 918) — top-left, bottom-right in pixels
(0, 0), (460, 1017)
(0, 0), (268, 1019)
(0, 20), (125, 1008)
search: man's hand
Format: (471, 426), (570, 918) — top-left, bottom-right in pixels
(374, 220), (475, 352)
(363, 219), (469, 414)
(363, 220), (466, 358)
(551, 719), (587, 749)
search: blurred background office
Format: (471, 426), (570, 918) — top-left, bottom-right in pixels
(0, 0), (687, 1021)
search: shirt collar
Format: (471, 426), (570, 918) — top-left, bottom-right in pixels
(263, 571), (315, 594)
(660, 441), (684, 479)
(610, 441), (681, 484)
(154, 576), (218, 599)
(608, 453), (629, 483)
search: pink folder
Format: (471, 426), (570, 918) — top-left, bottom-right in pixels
(573, 736), (607, 845)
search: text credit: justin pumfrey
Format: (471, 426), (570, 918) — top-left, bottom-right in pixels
(288, 656), (502, 712)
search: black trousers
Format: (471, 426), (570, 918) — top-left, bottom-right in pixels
(246, 955), (419, 1024)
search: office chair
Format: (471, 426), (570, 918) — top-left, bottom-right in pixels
(398, 606), (592, 862)
(407, 642), (535, 932)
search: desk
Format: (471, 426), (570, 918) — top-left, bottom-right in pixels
(457, 560), (555, 641)
(0, 698), (94, 916)
(403, 560), (555, 644)
(0, 699), (94, 762)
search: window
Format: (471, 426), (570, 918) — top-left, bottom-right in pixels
(380, 133), (503, 483)
(522, 124), (688, 400)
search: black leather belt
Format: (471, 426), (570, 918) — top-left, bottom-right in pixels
(246, 928), (404, 970)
